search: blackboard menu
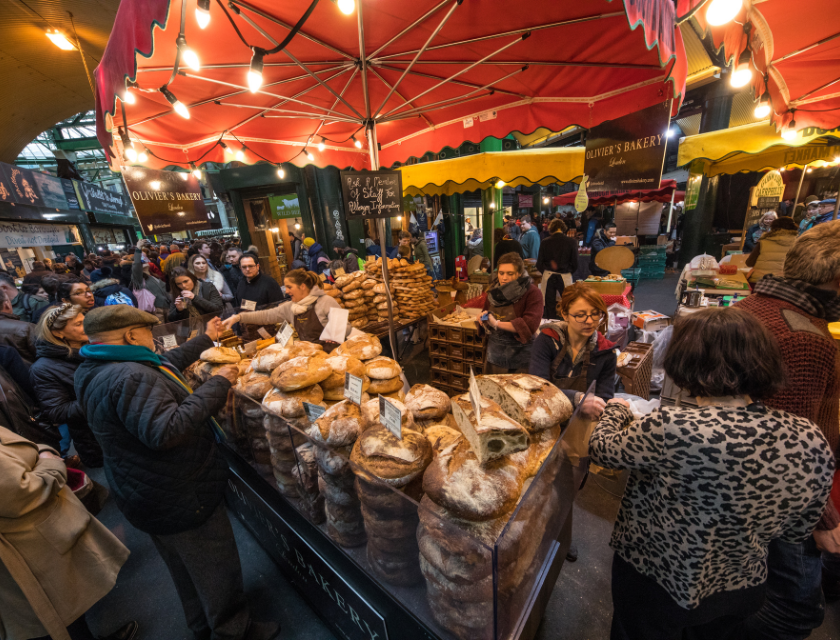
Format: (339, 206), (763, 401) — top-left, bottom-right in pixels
(339, 170), (402, 220)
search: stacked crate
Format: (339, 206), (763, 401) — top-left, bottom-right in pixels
(428, 322), (486, 395)
(637, 246), (667, 280)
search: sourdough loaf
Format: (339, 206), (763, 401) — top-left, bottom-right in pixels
(475, 374), (572, 431)
(364, 356), (401, 380)
(262, 384), (324, 418)
(269, 355), (332, 391)
(200, 346), (241, 364)
(405, 384), (451, 420)
(335, 333), (382, 360)
(451, 395), (530, 464)
(321, 354), (366, 389)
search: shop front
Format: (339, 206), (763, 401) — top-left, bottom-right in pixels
(0, 215), (85, 276)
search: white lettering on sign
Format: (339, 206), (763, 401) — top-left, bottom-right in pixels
(378, 395), (402, 439)
(0, 221), (66, 248)
(344, 373), (363, 406)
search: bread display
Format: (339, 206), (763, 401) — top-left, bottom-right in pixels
(451, 394), (530, 464)
(200, 346), (241, 364)
(293, 442), (325, 524)
(262, 385), (324, 419)
(269, 355), (332, 391)
(251, 341), (324, 373)
(424, 424), (463, 456)
(406, 384), (451, 421)
(321, 354), (366, 390)
(364, 356), (401, 380)
(476, 374), (573, 432)
(336, 333), (382, 360)
(236, 370), (273, 401)
(367, 375), (404, 395)
(364, 257), (437, 321)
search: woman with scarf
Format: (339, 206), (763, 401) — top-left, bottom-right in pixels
(222, 268), (344, 352)
(481, 252), (543, 373)
(743, 211), (778, 252)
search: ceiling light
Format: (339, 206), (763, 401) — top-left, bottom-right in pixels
(160, 87), (190, 119)
(270, 227), (279, 233)
(196, 0), (211, 28)
(338, 0), (355, 14)
(495, 180), (505, 189)
(235, 148), (245, 162)
(754, 94), (771, 119)
(248, 48), (265, 93)
(543, 197), (549, 204)
(125, 146), (138, 162)
(46, 30), (76, 51)
(150, 180), (161, 190)
(706, 0), (741, 26)
(318, 138), (326, 152)
(352, 135), (362, 149)
(294, 223), (301, 230)
(219, 140), (232, 155)
(124, 88), (136, 104)
(191, 163), (202, 179)
(276, 166), (285, 179)
(181, 46), (200, 72)
(782, 121), (797, 141)
(730, 63), (752, 88)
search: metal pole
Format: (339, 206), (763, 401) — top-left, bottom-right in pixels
(666, 188), (677, 233)
(834, 179), (840, 221)
(792, 164), (808, 212)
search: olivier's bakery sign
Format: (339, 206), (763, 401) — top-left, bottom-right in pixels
(123, 167), (217, 235)
(583, 100), (671, 194)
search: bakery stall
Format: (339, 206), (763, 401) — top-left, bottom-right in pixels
(153, 308), (592, 640)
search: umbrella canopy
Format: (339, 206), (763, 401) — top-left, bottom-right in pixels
(553, 179), (680, 206)
(677, 0), (840, 134)
(399, 147), (584, 196)
(94, 0), (686, 172)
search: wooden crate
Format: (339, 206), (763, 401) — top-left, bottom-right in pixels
(616, 342), (654, 400)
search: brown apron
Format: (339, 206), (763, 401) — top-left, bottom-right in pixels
(294, 307), (337, 353)
(485, 301), (533, 371)
(550, 341), (591, 393)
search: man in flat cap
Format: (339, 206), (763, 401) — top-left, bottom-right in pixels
(74, 306), (280, 640)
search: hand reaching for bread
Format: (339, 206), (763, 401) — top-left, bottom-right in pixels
(221, 314), (241, 331)
(214, 364), (240, 384)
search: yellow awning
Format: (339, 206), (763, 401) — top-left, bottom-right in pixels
(678, 122), (840, 176)
(398, 148), (585, 196)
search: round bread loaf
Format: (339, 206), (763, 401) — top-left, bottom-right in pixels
(350, 318), (369, 329)
(251, 341), (324, 373)
(361, 279), (377, 290)
(322, 375), (369, 400)
(424, 424), (463, 456)
(475, 373), (573, 432)
(321, 354), (366, 389)
(237, 359), (253, 376)
(269, 355), (332, 391)
(350, 425), (431, 487)
(381, 389), (406, 403)
(334, 274), (355, 288)
(367, 375), (403, 395)
(343, 288), (365, 300)
(336, 333), (382, 360)
(262, 384), (324, 418)
(360, 398), (416, 433)
(364, 356), (401, 380)
(311, 400), (368, 447)
(200, 346), (241, 364)
(360, 503), (420, 539)
(406, 384), (451, 420)
(235, 370), (273, 400)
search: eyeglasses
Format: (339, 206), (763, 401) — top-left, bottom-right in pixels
(569, 311), (604, 323)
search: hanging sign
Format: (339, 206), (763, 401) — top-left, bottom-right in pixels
(583, 100), (671, 193)
(574, 176), (590, 213)
(123, 167), (213, 235)
(268, 193), (302, 219)
(0, 222), (72, 248)
(339, 170), (403, 220)
(518, 194), (534, 208)
(750, 170), (785, 208)
(0, 164), (43, 206)
(31, 173), (69, 209)
(60, 179), (81, 210)
(378, 395), (403, 439)
(276, 321), (294, 347)
(77, 182), (133, 216)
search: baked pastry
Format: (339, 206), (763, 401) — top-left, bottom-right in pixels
(262, 385), (324, 419)
(311, 400), (368, 447)
(351, 426), (432, 487)
(235, 370), (273, 401)
(364, 356), (401, 380)
(269, 355), (332, 391)
(321, 354), (366, 389)
(335, 333), (382, 360)
(405, 384), (451, 421)
(476, 374), (573, 432)
(200, 346), (241, 364)
(424, 424), (463, 456)
(450, 394), (530, 464)
(367, 375), (403, 395)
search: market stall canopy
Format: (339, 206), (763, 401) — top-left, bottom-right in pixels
(553, 179), (681, 206)
(399, 147), (584, 196)
(676, 0), (840, 134)
(94, 0), (687, 172)
(678, 121), (840, 176)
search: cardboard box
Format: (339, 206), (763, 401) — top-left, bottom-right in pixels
(582, 279), (628, 296)
(632, 310), (672, 332)
(614, 235), (638, 248)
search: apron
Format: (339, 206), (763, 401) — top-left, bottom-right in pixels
(294, 306), (337, 353)
(550, 341), (591, 393)
(485, 301), (533, 370)
(538, 271), (573, 303)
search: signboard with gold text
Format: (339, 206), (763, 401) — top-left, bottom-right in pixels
(123, 167), (217, 235)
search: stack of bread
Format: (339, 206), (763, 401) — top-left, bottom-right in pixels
(320, 353), (369, 406)
(363, 356), (405, 402)
(292, 441), (325, 524)
(417, 374), (573, 640)
(389, 261), (437, 320)
(351, 425), (432, 586)
(326, 271), (382, 329)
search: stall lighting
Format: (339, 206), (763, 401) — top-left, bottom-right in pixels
(276, 166), (285, 179)
(543, 197), (549, 204)
(706, 0), (741, 26)
(754, 94), (771, 119)
(46, 30), (76, 51)
(234, 148), (246, 162)
(337, 0), (355, 14)
(125, 146), (138, 162)
(779, 167), (785, 172)
(150, 180), (161, 190)
(270, 227), (279, 233)
(782, 123), (797, 141)
(160, 87), (190, 119)
(248, 48), (265, 93)
(807, 168), (813, 173)
(179, 172), (189, 181)
(352, 135), (362, 149)
(396, 216), (402, 222)
(304, 148), (314, 162)
(191, 163), (202, 179)
(489, 201), (496, 209)
(181, 45), (200, 72)
(196, 0), (211, 28)
(137, 150), (149, 163)
(495, 180), (505, 189)
(177, 211), (186, 216)
(318, 138), (326, 152)
(730, 63), (752, 88)
(294, 223), (301, 230)
(219, 140), (232, 156)
(124, 88), (136, 105)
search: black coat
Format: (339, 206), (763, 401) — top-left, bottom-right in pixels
(493, 239), (525, 268)
(221, 264), (244, 302)
(168, 280), (224, 321)
(589, 233), (616, 277)
(235, 271), (286, 311)
(30, 340), (103, 466)
(74, 334), (232, 535)
(536, 233), (579, 274)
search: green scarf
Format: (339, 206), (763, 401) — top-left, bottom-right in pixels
(80, 344), (162, 365)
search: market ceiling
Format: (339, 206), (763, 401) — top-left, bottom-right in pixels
(0, 0), (117, 164)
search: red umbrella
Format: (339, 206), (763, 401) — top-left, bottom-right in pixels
(553, 179), (680, 206)
(676, 0), (840, 135)
(94, 0), (687, 172)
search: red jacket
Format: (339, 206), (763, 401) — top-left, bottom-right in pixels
(481, 284), (543, 343)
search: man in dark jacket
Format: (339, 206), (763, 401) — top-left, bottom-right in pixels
(590, 223), (617, 277)
(0, 288), (37, 362)
(74, 306), (280, 640)
(235, 254), (286, 340)
(536, 219), (579, 319)
(89, 267), (138, 308)
(0, 272), (50, 323)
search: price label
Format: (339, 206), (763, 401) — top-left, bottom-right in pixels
(241, 299), (256, 311)
(276, 321), (294, 347)
(469, 367), (482, 424)
(335, 267), (346, 276)
(257, 327), (271, 339)
(303, 402), (326, 422)
(378, 395), (403, 439)
(161, 334), (178, 351)
(450, 290), (457, 298)
(344, 373), (363, 406)
(319, 273), (327, 282)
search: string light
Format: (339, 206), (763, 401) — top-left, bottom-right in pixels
(124, 88), (136, 104)
(182, 46), (200, 71)
(294, 223), (301, 230)
(248, 48), (265, 93)
(337, 0), (355, 14)
(150, 180), (161, 190)
(730, 63), (752, 88)
(137, 149), (148, 163)
(160, 87), (190, 119)
(235, 147), (246, 162)
(706, 0), (741, 26)
(495, 180), (505, 189)
(195, 0), (211, 28)
(191, 163), (202, 179)
(754, 94), (771, 118)
(304, 148), (314, 162)
(318, 137), (326, 152)
(276, 166), (285, 179)
(543, 196), (549, 204)
(46, 30), (76, 50)
(179, 172), (189, 181)
(352, 135), (362, 149)
(782, 120), (798, 141)
(219, 140), (233, 156)
(779, 167), (785, 172)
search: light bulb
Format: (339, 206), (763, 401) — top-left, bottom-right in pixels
(489, 201), (496, 209)
(396, 216), (402, 222)
(782, 128), (797, 141)
(495, 180), (505, 189)
(196, 0), (211, 28)
(779, 167), (785, 172)
(305, 149), (314, 162)
(179, 172), (189, 181)
(835, 156), (840, 163)
(124, 88), (136, 104)
(338, 0), (355, 14)
(270, 227), (279, 233)
(807, 168), (813, 173)
(730, 64), (752, 88)
(318, 138), (326, 152)
(295, 223), (301, 230)
(192, 167), (202, 179)
(150, 180), (161, 190)
(173, 101), (190, 118)
(182, 46), (200, 71)
(247, 48), (265, 93)
(221, 142), (233, 155)
(125, 146), (138, 162)
(138, 151), (148, 162)
(353, 136), (362, 149)
(754, 100), (771, 119)
(276, 167), (285, 179)
(706, 0), (741, 26)
(46, 30), (76, 51)
(543, 197), (549, 204)
(235, 148), (245, 162)
(247, 70), (263, 93)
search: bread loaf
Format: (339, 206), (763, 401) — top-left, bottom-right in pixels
(262, 385), (324, 419)
(251, 341), (324, 373)
(475, 374), (572, 431)
(360, 398), (415, 433)
(406, 384), (451, 420)
(334, 274), (355, 288)
(367, 375), (403, 395)
(235, 370), (273, 400)
(321, 354), (366, 389)
(336, 333), (382, 360)
(364, 356), (401, 380)
(350, 425), (431, 487)
(200, 346), (241, 364)
(450, 394), (530, 464)
(269, 355), (332, 391)
(310, 400), (368, 447)
(424, 424), (463, 456)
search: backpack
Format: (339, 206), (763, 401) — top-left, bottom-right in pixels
(104, 290), (135, 306)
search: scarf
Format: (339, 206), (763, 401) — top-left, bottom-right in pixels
(544, 321), (597, 366)
(487, 273), (532, 308)
(292, 293), (319, 315)
(754, 275), (840, 322)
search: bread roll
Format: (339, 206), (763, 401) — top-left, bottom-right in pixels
(406, 384), (451, 420)
(310, 400), (368, 447)
(475, 374), (573, 432)
(334, 274), (354, 288)
(364, 356), (401, 380)
(451, 394), (530, 464)
(200, 346), (241, 364)
(234, 370), (272, 401)
(359, 397), (415, 439)
(269, 355), (332, 391)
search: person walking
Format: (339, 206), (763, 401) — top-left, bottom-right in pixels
(89, 268), (138, 308)
(73, 306), (280, 640)
(519, 215), (541, 260)
(332, 239), (362, 273)
(221, 248), (244, 303)
(302, 238), (329, 274)
(592, 307), (834, 640)
(536, 219), (578, 319)
(735, 220), (840, 639)
(412, 230), (434, 276)
(0, 272), (50, 323)
(129, 241), (170, 323)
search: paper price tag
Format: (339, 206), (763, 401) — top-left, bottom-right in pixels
(319, 273), (327, 282)
(257, 327), (271, 339)
(344, 373), (363, 406)
(161, 334), (178, 351)
(469, 367), (482, 424)
(450, 290), (457, 298)
(276, 321), (294, 347)
(241, 299), (256, 311)
(378, 395), (403, 439)
(335, 267), (346, 276)
(303, 402), (326, 422)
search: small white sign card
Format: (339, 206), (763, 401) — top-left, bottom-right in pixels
(276, 321), (294, 347)
(303, 402), (326, 422)
(241, 299), (257, 311)
(469, 367), (482, 424)
(319, 307), (350, 344)
(257, 327), (271, 339)
(344, 373), (363, 406)
(378, 395), (403, 439)
(161, 334), (178, 351)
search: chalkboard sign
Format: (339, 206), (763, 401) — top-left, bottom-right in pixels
(339, 170), (402, 220)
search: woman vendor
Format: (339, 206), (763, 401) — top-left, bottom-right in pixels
(223, 268), (343, 351)
(529, 282), (616, 419)
(481, 252), (543, 373)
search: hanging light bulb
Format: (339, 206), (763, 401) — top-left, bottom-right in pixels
(294, 223), (301, 230)
(150, 180), (161, 190)
(352, 135), (362, 149)
(495, 180), (505, 189)
(276, 166), (285, 179)
(304, 148), (314, 162)
(318, 137), (326, 152)
(235, 148), (246, 162)
(160, 87), (190, 119)
(125, 146), (138, 162)
(46, 30), (76, 50)
(396, 216), (402, 222)
(181, 46), (200, 72)
(782, 120), (798, 141)
(124, 88), (136, 104)
(730, 63), (752, 88)
(195, 0), (211, 28)
(754, 94), (771, 119)
(489, 201), (496, 209)
(543, 196), (549, 204)
(247, 48), (265, 93)
(219, 140), (233, 156)
(179, 172), (189, 181)
(137, 150), (149, 163)
(338, 0), (355, 14)
(191, 163), (202, 179)
(706, 0), (741, 26)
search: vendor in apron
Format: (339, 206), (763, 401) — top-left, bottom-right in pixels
(536, 218), (579, 319)
(480, 252), (544, 374)
(529, 282), (617, 420)
(223, 269), (343, 352)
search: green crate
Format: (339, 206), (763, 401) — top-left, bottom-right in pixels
(639, 245), (667, 254)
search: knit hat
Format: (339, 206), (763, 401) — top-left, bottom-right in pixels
(303, 237), (315, 247)
(332, 239), (348, 250)
(84, 305), (159, 336)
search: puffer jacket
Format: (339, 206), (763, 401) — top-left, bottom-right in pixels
(90, 278), (139, 308)
(73, 334), (231, 535)
(748, 229), (797, 283)
(0, 311), (37, 363)
(30, 341), (103, 467)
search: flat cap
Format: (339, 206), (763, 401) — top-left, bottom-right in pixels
(84, 305), (159, 336)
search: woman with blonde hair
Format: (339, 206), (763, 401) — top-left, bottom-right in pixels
(30, 304), (102, 467)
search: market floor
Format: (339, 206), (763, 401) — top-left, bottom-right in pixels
(81, 274), (840, 640)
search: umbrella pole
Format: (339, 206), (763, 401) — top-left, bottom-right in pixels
(666, 189), (676, 233)
(792, 164), (808, 212)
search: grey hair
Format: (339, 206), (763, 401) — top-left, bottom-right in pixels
(784, 219), (840, 285)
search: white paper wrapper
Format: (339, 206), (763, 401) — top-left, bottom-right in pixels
(319, 307), (350, 343)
